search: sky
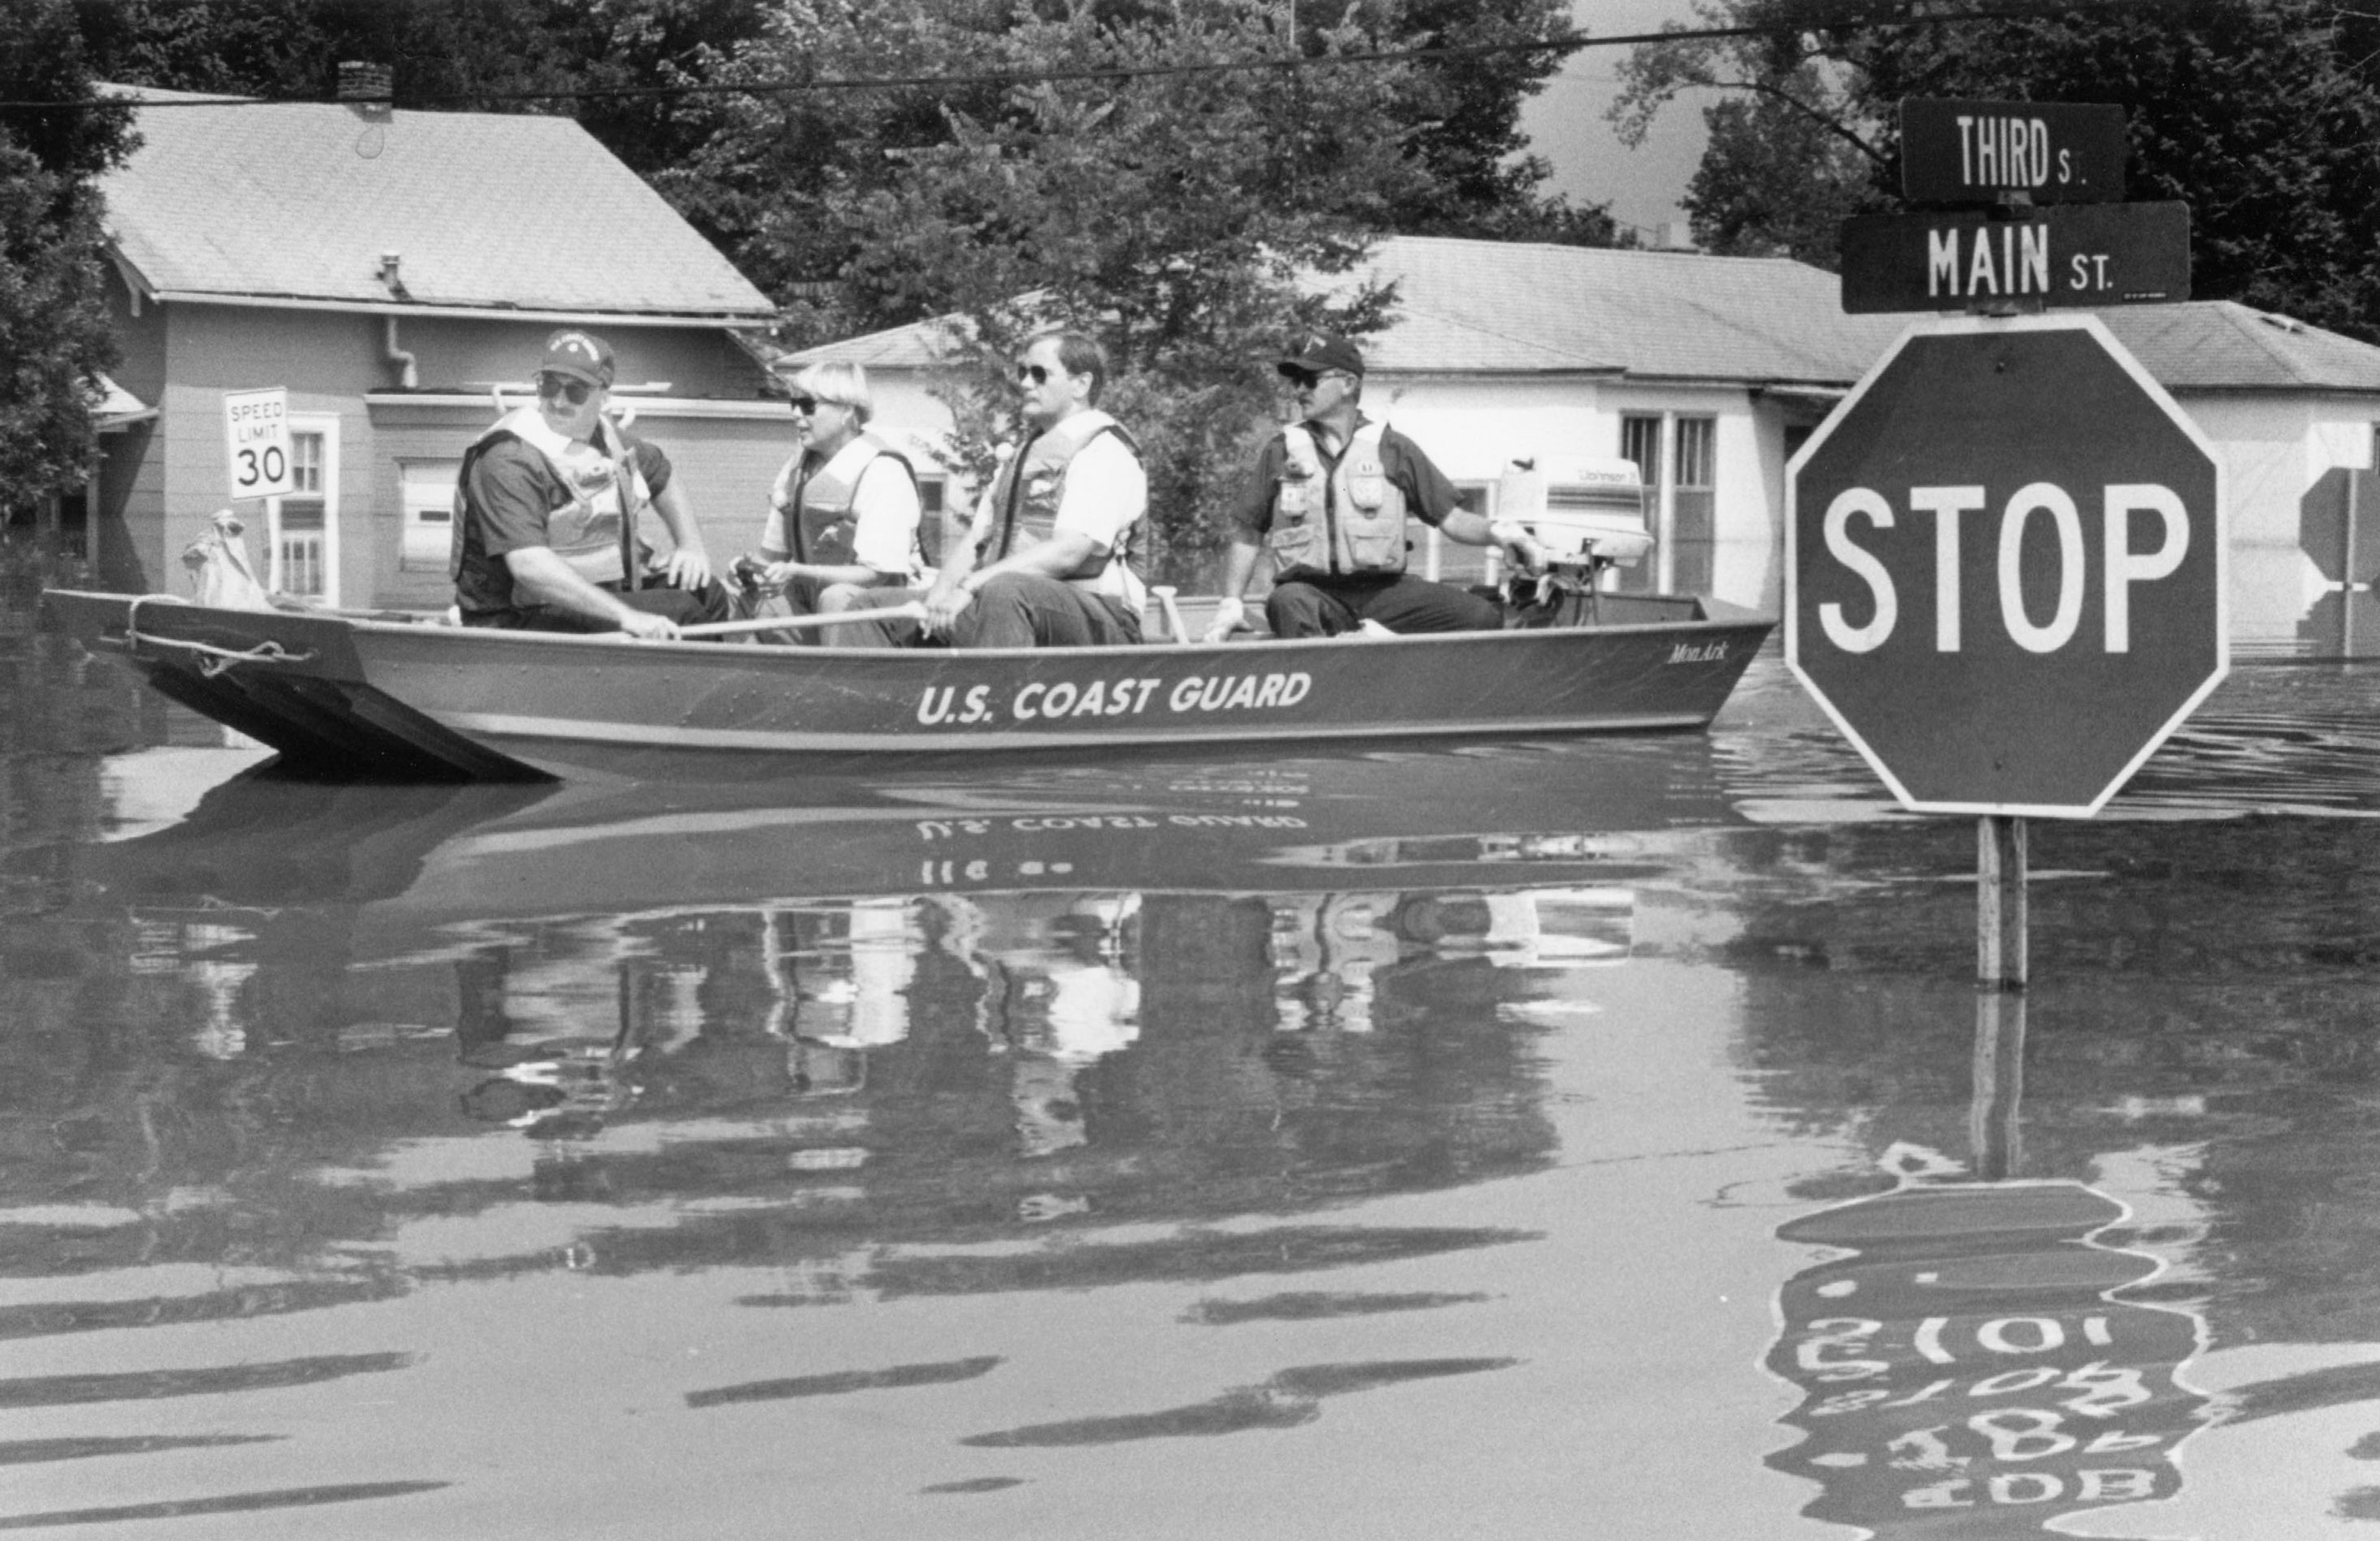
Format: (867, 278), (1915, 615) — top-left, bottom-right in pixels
(1520, 0), (1711, 239)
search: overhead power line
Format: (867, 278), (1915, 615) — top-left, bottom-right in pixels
(0, 2), (2159, 112)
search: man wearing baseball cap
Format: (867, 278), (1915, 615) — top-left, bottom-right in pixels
(1203, 331), (1542, 640)
(452, 329), (729, 637)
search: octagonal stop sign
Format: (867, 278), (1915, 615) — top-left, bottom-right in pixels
(1789, 315), (2226, 815)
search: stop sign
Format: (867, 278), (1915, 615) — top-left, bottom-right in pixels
(1788, 315), (2226, 815)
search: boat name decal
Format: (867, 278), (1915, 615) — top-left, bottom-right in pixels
(917, 813), (1310, 841)
(1668, 642), (1728, 663)
(917, 671), (1315, 726)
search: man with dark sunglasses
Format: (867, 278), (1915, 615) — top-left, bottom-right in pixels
(451, 329), (729, 637)
(1202, 332), (1543, 640)
(917, 329), (1147, 648)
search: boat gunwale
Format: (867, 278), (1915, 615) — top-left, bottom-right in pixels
(50, 590), (1771, 642)
(348, 608), (1768, 653)
(105, 594), (1775, 668)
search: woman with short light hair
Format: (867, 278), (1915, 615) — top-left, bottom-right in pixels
(751, 358), (923, 646)
(785, 361), (874, 425)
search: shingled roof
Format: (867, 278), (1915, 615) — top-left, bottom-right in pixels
(1343, 236), (1907, 384)
(787, 236), (1910, 385)
(2097, 302), (2380, 394)
(788, 234), (2380, 397)
(101, 87), (774, 321)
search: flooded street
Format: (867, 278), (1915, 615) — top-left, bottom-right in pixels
(7, 580), (2380, 1538)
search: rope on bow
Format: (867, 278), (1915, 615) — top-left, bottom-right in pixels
(121, 601), (314, 677)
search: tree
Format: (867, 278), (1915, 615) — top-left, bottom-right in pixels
(74, 0), (774, 182)
(1611, 1), (1892, 265)
(0, 0), (134, 518)
(1373, 0), (1620, 244)
(1615, 1), (2380, 335)
(681, 0), (1424, 581)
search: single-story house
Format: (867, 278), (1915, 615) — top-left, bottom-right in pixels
(793, 234), (2380, 656)
(88, 82), (788, 611)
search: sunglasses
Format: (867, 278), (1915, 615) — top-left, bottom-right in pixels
(790, 395), (851, 416)
(537, 373), (594, 406)
(1015, 362), (1052, 386)
(1282, 367), (1346, 391)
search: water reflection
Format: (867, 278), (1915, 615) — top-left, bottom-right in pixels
(1768, 1173), (2208, 1537)
(20, 599), (2380, 1533)
(4, 725), (1705, 1524)
(51, 743), (1681, 1270)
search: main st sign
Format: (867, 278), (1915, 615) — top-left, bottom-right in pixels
(1788, 315), (2226, 816)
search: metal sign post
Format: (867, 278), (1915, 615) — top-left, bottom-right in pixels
(1976, 813), (2027, 989)
(1970, 984), (2027, 1181)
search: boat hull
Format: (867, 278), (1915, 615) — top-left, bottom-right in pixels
(44, 589), (1774, 780)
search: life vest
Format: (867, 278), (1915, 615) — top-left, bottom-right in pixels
(1266, 420), (1408, 578)
(762, 433), (917, 570)
(453, 405), (653, 587)
(982, 410), (1140, 581)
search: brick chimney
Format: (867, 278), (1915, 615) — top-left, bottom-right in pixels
(337, 61), (392, 121)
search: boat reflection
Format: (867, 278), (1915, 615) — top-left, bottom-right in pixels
(50, 739), (1719, 1290)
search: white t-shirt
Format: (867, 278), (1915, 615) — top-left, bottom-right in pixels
(845, 454), (925, 581)
(972, 417), (1148, 609)
(765, 438), (925, 583)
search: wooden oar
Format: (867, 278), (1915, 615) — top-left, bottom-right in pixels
(666, 603), (928, 642)
(1150, 585), (1191, 645)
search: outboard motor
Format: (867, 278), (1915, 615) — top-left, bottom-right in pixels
(1496, 455), (1655, 626)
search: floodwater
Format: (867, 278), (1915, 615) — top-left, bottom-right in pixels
(5, 580), (2380, 1539)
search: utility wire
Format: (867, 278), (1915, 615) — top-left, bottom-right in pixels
(0, 1), (2160, 112)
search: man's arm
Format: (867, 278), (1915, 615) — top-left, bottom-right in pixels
(1438, 507), (1547, 576)
(1203, 438), (1283, 642)
(920, 480), (1000, 637)
(1393, 431), (1546, 576)
(646, 481), (715, 589)
(505, 545), (679, 638)
(1201, 540), (1264, 642)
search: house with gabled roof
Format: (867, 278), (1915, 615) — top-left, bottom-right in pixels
(89, 82), (785, 609)
(796, 234), (2380, 655)
(790, 236), (1910, 606)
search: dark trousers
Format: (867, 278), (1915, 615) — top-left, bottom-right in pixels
(948, 573), (1142, 648)
(467, 578), (733, 634)
(1265, 573), (1503, 637)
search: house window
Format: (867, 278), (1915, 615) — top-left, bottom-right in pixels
(1672, 416), (1716, 596)
(1618, 415), (1664, 594)
(1620, 416), (1662, 490)
(268, 420), (338, 606)
(400, 459), (461, 573)
(1615, 413), (1719, 594)
(917, 475), (946, 565)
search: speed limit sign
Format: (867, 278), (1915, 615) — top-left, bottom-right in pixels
(223, 387), (295, 501)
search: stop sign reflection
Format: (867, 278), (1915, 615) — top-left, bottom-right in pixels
(1787, 316), (2226, 816)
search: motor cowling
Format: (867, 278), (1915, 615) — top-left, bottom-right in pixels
(1496, 454), (1655, 571)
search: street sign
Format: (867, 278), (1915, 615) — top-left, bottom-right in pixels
(1901, 99), (2127, 205)
(1787, 315), (2227, 816)
(2296, 466), (2380, 658)
(223, 387), (295, 501)
(1841, 203), (2189, 314)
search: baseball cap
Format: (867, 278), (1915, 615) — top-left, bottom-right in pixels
(1276, 332), (1365, 379)
(540, 329), (615, 387)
